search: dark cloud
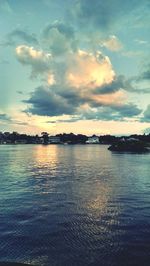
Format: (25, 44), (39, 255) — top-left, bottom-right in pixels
(111, 103), (142, 117)
(17, 90), (24, 95)
(24, 83), (142, 122)
(58, 88), (85, 106)
(105, 75), (150, 94)
(142, 104), (150, 122)
(81, 103), (142, 122)
(94, 75), (132, 94)
(55, 103), (142, 122)
(4, 29), (38, 46)
(42, 21), (77, 55)
(72, 0), (145, 31)
(131, 63), (150, 93)
(80, 108), (122, 121)
(88, 74), (148, 95)
(43, 21), (75, 40)
(24, 86), (77, 116)
(139, 63), (150, 80)
(13, 18), (144, 123)
(0, 113), (11, 122)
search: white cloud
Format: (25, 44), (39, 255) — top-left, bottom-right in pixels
(16, 45), (115, 89)
(15, 23), (141, 121)
(66, 50), (115, 89)
(135, 39), (148, 45)
(100, 35), (122, 52)
(16, 45), (52, 78)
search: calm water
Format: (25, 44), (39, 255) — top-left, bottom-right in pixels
(0, 144), (150, 266)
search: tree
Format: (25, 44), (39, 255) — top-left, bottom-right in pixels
(41, 132), (49, 144)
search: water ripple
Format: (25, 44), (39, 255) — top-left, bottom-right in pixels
(0, 145), (150, 266)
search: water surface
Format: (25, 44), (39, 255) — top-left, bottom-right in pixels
(0, 145), (150, 266)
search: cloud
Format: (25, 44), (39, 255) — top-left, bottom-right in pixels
(20, 47), (128, 119)
(92, 75), (150, 95)
(81, 103), (142, 121)
(93, 75), (131, 94)
(5, 29), (38, 46)
(71, 0), (146, 31)
(129, 86), (150, 94)
(17, 90), (24, 95)
(111, 103), (142, 117)
(13, 121), (28, 126)
(15, 44), (115, 87)
(135, 39), (148, 45)
(42, 21), (77, 55)
(24, 86), (77, 116)
(142, 104), (150, 122)
(116, 75), (150, 94)
(46, 116), (80, 123)
(100, 35), (122, 52)
(140, 63), (150, 80)
(66, 50), (115, 89)
(45, 102), (142, 122)
(16, 45), (149, 96)
(143, 127), (150, 134)
(0, 113), (28, 126)
(16, 45), (52, 78)
(122, 50), (144, 58)
(15, 20), (143, 123)
(132, 63), (150, 93)
(0, 113), (11, 122)
(23, 81), (141, 122)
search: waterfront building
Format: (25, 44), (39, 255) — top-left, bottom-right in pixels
(86, 136), (99, 144)
(48, 136), (61, 144)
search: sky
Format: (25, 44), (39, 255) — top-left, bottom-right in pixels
(0, 0), (150, 135)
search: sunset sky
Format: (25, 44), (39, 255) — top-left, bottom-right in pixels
(0, 0), (150, 135)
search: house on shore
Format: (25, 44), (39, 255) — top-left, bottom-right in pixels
(86, 136), (99, 144)
(48, 136), (61, 144)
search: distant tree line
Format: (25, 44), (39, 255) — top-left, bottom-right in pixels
(0, 131), (150, 145)
(56, 133), (88, 144)
(0, 132), (41, 144)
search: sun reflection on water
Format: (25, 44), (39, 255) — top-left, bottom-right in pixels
(1, 145), (150, 265)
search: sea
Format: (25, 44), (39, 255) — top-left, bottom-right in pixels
(0, 144), (150, 266)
